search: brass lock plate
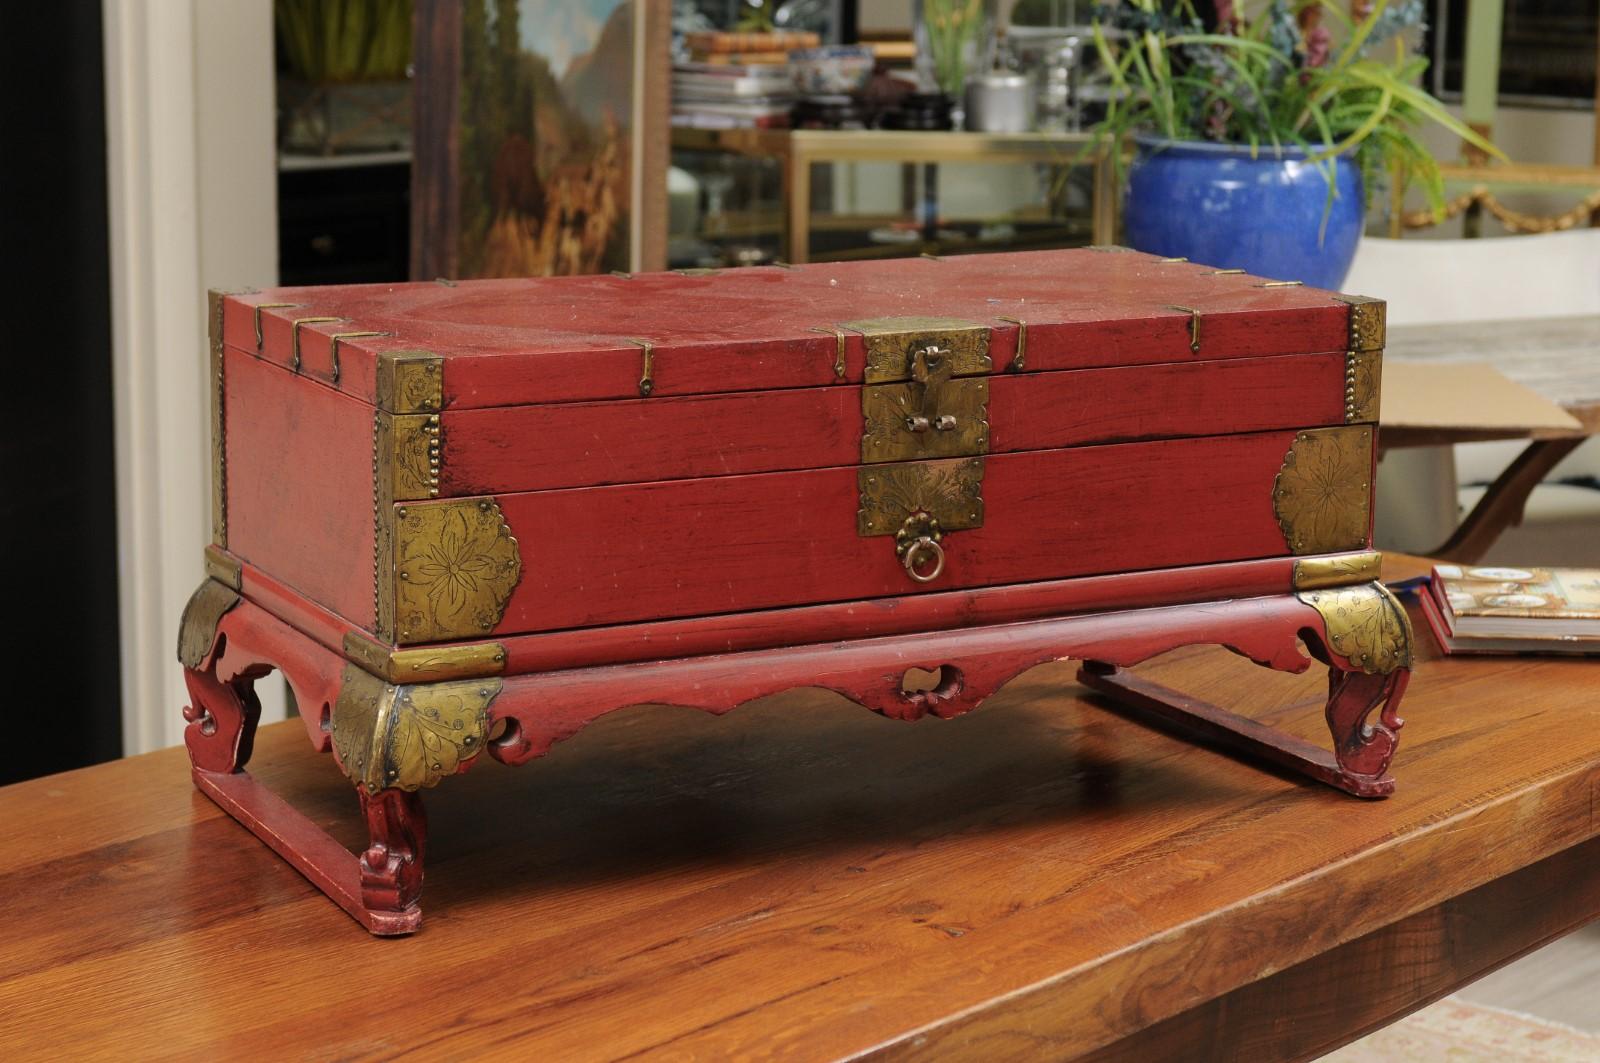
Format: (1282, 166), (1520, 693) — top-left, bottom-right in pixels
(841, 316), (992, 384)
(858, 457), (985, 537)
(862, 377), (989, 462)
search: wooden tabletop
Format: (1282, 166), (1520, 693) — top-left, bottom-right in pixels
(5, 557), (1599, 1061)
(1386, 315), (1600, 433)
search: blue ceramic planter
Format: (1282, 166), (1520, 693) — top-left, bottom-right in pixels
(1122, 137), (1364, 290)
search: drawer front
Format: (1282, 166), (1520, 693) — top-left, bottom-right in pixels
(382, 425), (1375, 643)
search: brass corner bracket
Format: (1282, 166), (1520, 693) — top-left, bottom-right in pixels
(1273, 425), (1374, 555)
(1297, 581), (1414, 675)
(376, 410), (442, 501)
(1336, 294), (1386, 351)
(375, 350), (444, 414)
(1344, 348), (1382, 424)
(330, 665), (501, 792)
(177, 578), (241, 670)
(391, 497), (523, 644)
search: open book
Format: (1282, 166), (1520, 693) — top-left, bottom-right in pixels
(1420, 564), (1600, 656)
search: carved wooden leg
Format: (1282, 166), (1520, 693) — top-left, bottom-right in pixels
(1078, 582), (1414, 799)
(182, 659), (263, 775)
(1323, 664), (1409, 788)
(357, 788), (428, 918)
(177, 579), (444, 935)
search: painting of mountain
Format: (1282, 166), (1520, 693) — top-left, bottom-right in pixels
(411, 0), (668, 279)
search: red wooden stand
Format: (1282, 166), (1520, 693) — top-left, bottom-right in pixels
(180, 583), (1412, 935)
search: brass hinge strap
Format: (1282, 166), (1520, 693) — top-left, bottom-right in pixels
(1257, 280), (1304, 288)
(252, 303), (301, 349)
(1158, 256), (1189, 264)
(997, 317), (1027, 372)
(1166, 305), (1202, 354)
(1204, 268), (1247, 275)
(290, 317), (344, 372)
(328, 331), (390, 383)
(810, 326), (847, 381)
(628, 338), (656, 397)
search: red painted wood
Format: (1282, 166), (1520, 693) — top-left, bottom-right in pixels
(233, 556), (359, 660)
(222, 249), (1353, 409)
(225, 545), (1309, 672)
(224, 348), (376, 628)
(442, 352), (1348, 495)
(483, 429), (1316, 636)
(183, 598), (423, 934)
(194, 770), (421, 935)
(495, 554), (1311, 673)
(478, 592), (1371, 769)
(1078, 665), (1398, 798)
(182, 585), (1409, 931)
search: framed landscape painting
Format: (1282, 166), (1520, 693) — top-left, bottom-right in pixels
(412, 0), (669, 279)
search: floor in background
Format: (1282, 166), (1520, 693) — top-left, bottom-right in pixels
(1324, 920), (1600, 1060)
(1456, 920), (1600, 1033)
(1323, 997), (1600, 1062)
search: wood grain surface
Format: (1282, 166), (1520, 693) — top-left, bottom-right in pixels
(4, 556), (1598, 1061)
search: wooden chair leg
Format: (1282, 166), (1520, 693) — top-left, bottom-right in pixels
(1432, 438), (1584, 563)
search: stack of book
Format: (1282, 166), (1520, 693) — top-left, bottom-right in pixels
(1419, 564), (1600, 655)
(672, 64), (796, 130)
(671, 30), (820, 130)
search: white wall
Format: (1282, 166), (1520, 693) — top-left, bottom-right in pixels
(104, 0), (280, 754)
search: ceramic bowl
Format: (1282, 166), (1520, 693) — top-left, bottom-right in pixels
(788, 45), (875, 97)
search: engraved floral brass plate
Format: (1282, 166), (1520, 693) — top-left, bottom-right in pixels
(1298, 581), (1413, 674)
(331, 665), (500, 791)
(393, 497), (522, 644)
(858, 457), (985, 537)
(842, 316), (992, 384)
(1273, 425), (1373, 555)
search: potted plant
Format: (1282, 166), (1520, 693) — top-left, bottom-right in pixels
(1088, 0), (1501, 288)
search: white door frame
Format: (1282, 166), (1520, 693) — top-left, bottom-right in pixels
(103, 0), (281, 753)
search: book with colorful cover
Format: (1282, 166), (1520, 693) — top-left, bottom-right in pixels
(1421, 564), (1600, 655)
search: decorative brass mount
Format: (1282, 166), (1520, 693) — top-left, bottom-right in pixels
(1297, 581), (1413, 675)
(861, 343), (990, 464)
(1273, 425), (1374, 555)
(847, 317), (992, 585)
(841, 316), (992, 384)
(1336, 294), (1387, 352)
(858, 458), (985, 536)
(330, 664), (500, 792)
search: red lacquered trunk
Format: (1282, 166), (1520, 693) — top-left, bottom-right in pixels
(210, 248), (1382, 659)
(181, 248), (1412, 934)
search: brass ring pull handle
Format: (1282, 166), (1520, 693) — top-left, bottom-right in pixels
(901, 536), (945, 583)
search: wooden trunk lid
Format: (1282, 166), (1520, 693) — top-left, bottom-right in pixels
(222, 248), (1365, 410)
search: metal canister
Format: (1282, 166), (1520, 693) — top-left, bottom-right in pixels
(963, 73), (1032, 133)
